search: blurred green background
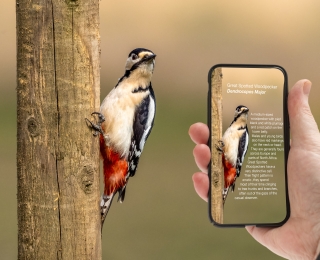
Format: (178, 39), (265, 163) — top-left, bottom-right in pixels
(1, 1), (320, 259)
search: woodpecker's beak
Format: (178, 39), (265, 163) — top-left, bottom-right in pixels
(142, 54), (156, 63)
(239, 107), (249, 116)
(242, 108), (249, 115)
(129, 54), (156, 72)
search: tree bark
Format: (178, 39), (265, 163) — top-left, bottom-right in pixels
(210, 67), (224, 224)
(17, 0), (101, 259)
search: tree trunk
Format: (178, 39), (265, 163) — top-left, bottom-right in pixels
(210, 67), (224, 224)
(16, 0), (101, 259)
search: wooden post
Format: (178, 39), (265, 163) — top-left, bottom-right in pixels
(210, 67), (224, 224)
(16, 0), (101, 259)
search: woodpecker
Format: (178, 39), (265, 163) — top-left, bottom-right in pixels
(86, 48), (156, 227)
(216, 105), (249, 204)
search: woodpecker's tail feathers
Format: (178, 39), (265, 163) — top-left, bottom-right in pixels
(100, 194), (115, 228)
(117, 185), (127, 203)
(230, 182), (236, 192)
(223, 183), (236, 205)
(222, 187), (229, 204)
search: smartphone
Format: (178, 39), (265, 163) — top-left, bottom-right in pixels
(208, 64), (290, 227)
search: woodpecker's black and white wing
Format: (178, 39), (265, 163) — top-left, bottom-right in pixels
(129, 86), (156, 177)
(118, 85), (156, 202)
(236, 126), (249, 178)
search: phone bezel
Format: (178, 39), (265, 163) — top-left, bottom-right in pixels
(207, 64), (290, 227)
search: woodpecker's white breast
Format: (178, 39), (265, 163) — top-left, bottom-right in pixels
(222, 125), (246, 166)
(100, 82), (150, 158)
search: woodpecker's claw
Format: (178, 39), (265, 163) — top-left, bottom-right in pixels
(85, 112), (105, 136)
(91, 112), (105, 124)
(215, 140), (225, 153)
(85, 118), (103, 136)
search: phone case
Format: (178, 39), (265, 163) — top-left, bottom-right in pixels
(208, 64), (290, 227)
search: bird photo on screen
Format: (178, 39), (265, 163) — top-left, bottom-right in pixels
(216, 105), (249, 204)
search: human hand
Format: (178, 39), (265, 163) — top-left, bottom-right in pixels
(189, 80), (320, 260)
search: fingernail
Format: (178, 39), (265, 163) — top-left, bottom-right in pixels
(303, 80), (312, 95)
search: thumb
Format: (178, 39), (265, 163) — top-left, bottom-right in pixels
(288, 80), (320, 150)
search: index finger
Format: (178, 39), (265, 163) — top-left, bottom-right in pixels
(189, 123), (209, 145)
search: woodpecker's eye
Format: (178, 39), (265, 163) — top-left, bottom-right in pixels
(131, 54), (138, 60)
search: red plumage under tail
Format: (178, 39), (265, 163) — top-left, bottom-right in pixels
(222, 153), (237, 205)
(99, 135), (128, 228)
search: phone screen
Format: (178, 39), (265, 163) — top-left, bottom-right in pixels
(208, 65), (290, 226)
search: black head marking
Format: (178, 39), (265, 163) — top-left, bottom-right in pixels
(235, 105), (248, 112)
(128, 48), (153, 58)
(235, 105), (249, 115)
(127, 48), (155, 72)
(116, 48), (155, 87)
(232, 105), (249, 123)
